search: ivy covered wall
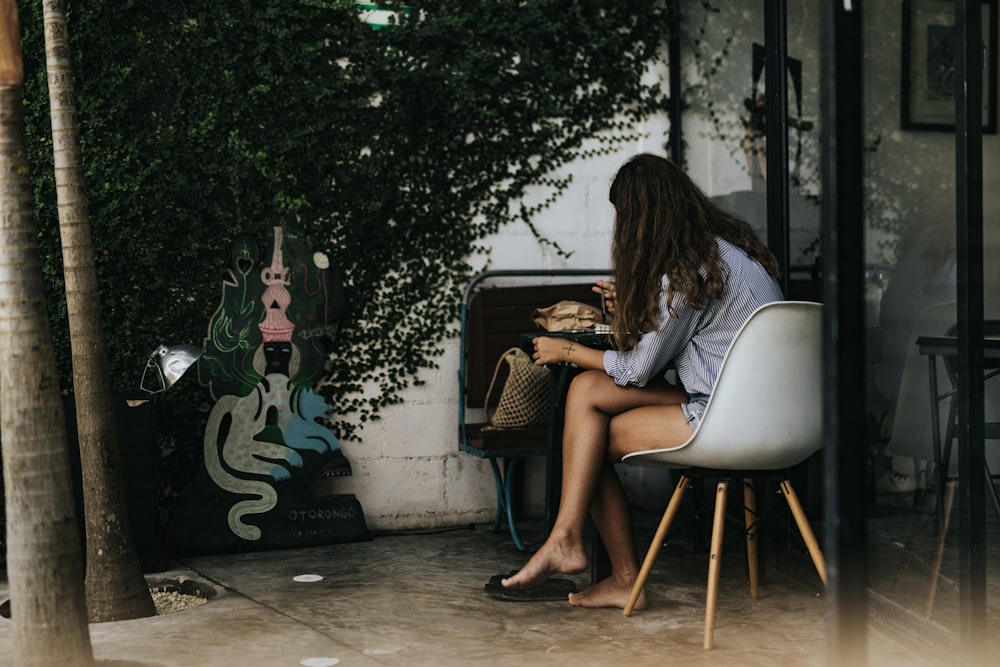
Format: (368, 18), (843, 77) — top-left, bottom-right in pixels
(14, 1), (675, 526)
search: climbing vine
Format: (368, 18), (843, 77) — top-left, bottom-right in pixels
(14, 0), (673, 498)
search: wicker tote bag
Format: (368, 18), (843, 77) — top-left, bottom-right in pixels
(483, 347), (550, 430)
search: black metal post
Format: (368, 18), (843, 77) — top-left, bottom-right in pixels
(764, 0), (790, 296)
(820, 1), (868, 665)
(954, 2), (987, 663)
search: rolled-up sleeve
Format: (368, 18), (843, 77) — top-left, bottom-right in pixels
(602, 289), (702, 387)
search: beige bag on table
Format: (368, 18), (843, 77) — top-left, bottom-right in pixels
(483, 347), (549, 430)
(531, 300), (605, 332)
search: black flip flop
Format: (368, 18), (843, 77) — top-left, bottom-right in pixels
(484, 572), (578, 602)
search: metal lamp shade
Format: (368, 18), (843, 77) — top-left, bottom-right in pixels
(140, 343), (204, 394)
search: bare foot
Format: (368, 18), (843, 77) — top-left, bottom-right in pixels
(501, 534), (588, 589)
(568, 576), (647, 610)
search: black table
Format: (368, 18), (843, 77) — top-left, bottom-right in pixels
(915, 335), (1000, 527)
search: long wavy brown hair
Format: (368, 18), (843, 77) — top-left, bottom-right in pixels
(609, 153), (780, 350)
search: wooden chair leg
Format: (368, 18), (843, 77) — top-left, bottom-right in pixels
(924, 478), (957, 619)
(623, 474), (690, 616)
(704, 480), (729, 650)
(780, 480), (827, 586)
(743, 478), (759, 600)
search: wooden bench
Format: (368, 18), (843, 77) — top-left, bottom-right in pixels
(458, 269), (607, 550)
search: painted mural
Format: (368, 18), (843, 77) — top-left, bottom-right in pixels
(169, 225), (368, 554)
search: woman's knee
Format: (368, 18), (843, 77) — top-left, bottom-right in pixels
(570, 369), (609, 391)
(566, 370), (614, 406)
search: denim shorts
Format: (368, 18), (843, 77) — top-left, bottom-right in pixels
(681, 393), (710, 432)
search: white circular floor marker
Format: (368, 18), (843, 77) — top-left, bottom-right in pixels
(300, 658), (339, 667)
(293, 574), (324, 583)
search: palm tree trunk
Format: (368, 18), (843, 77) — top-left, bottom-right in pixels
(41, 0), (156, 621)
(0, 2), (94, 663)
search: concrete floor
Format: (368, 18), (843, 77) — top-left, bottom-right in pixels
(0, 508), (949, 667)
(866, 488), (1000, 663)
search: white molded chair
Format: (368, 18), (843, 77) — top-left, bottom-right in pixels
(621, 301), (827, 650)
(886, 302), (959, 468)
(886, 301), (1000, 522)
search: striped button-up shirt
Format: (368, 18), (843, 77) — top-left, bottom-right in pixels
(603, 237), (784, 396)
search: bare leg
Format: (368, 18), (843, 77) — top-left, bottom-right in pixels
(501, 372), (611, 589)
(502, 371), (690, 597)
(568, 401), (694, 609)
(569, 464), (647, 609)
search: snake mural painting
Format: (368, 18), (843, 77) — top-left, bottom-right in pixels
(169, 225), (369, 555)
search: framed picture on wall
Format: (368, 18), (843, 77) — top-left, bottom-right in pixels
(901, 0), (998, 133)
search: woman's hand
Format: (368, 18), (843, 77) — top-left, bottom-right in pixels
(593, 280), (616, 318)
(531, 336), (605, 371)
(531, 336), (573, 366)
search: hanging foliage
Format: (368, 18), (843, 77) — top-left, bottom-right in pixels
(16, 1), (672, 498)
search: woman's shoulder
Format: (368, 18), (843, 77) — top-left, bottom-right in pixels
(714, 237), (782, 297)
(715, 236), (763, 269)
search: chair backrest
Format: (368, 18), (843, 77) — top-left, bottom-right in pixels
(622, 301), (823, 471)
(463, 282), (600, 408)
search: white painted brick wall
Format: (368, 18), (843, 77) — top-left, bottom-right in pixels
(340, 116), (688, 533)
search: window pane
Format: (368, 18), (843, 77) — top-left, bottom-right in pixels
(864, 2), (1000, 661)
